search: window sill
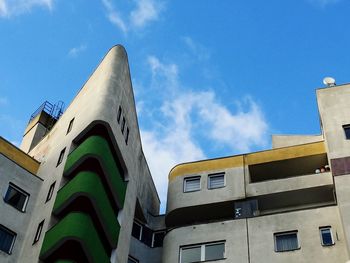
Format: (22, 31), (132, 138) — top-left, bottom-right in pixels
(275, 247), (301, 253)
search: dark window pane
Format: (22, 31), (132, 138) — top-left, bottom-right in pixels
(128, 256), (139, 263)
(141, 226), (153, 247)
(344, 125), (350, 139)
(181, 246), (201, 263)
(321, 228), (333, 246)
(4, 185), (28, 211)
(0, 225), (16, 254)
(117, 106), (122, 123)
(153, 232), (165, 247)
(275, 232), (298, 252)
(66, 118), (74, 134)
(205, 243), (225, 260)
(131, 222), (142, 240)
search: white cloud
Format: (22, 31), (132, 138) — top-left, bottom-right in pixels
(0, 0), (53, 17)
(68, 44), (87, 58)
(101, 0), (164, 33)
(308, 0), (341, 7)
(182, 36), (211, 61)
(138, 55), (269, 211)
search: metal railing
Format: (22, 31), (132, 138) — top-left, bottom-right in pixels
(29, 101), (65, 123)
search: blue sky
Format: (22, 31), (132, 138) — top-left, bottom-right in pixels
(1, 0), (349, 208)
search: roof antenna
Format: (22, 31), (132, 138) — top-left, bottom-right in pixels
(323, 77), (336, 87)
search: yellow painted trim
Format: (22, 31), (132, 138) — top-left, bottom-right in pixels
(0, 137), (40, 174)
(169, 141), (326, 181)
(245, 141), (326, 165)
(169, 156), (244, 181)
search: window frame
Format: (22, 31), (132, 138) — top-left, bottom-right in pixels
(152, 230), (166, 248)
(33, 220), (45, 244)
(183, 176), (201, 193)
(56, 148), (66, 167)
(132, 221), (143, 241)
(208, 172), (226, 190)
(179, 241), (225, 263)
(4, 183), (30, 212)
(45, 181), (56, 203)
(343, 124), (350, 139)
(66, 118), (75, 135)
(0, 224), (16, 254)
(125, 127), (130, 144)
(128, 255), (139, 263)
(121, 117), (126, 134)
(319, 226), (335, 246)
(274, 230), (300, 252)
(117, 106), (122, 124)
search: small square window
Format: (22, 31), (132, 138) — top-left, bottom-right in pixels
(208, 173), (225, 189)
(121, 117), (126, 134)
(184, 177), (201, 192)
(4, 183), (29, 212)
(180, 242), (225, 263)
(320, 226), (334, 246)
(343, 124), (350, 139)
(56, 148), (66, 167)
(274, 231), (299, 252)
(66, 118), (75, 135)
(0, 225), (16, 254)
(117, 106), (122, 123)
(33, 220), (44, 244)
(152, 231), (165, 248)
(46, 182), (56, 203)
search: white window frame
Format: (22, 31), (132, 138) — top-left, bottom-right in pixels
(208, 173), (225, 189)
(0, 225), (16, 254)
(179, 241), (225, 263)
(152, 230), (165, 248)
(319, 226), (335, 246)
(128, 255), (139, 263)
(183, 176), (201, 193)
(274, 231), (300, 252)
(132, 221), (143, 240)
(4, 183), (29, 212)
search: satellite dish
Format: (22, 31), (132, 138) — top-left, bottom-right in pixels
(323, 77), (336, 87)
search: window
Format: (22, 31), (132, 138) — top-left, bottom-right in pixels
(343, 124), (350, 139)
(66, 118), (74, 134)
(208, 173), (225, 189)
(121, 117), (126, 133)
(184, 177), (201, 192)
(33, 220), (44, 244)
(117, 106), (122, 123)
(152, 231), (165, 248)
(56, 148), (66, 167)
(4, 183), (29, 212)
(274, 231), (299, 252)
(46, 182), (56, 202)
(132, 221), (142, 240)
(128, 256), (139, 263)
(180, 242), (225, 263)
(320, 227), (334, 246)
(125, 127), (130, 144)
(0, 225), (16, 254)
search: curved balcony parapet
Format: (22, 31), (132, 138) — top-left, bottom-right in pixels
(40, 212), (110, 263)
(64, 135), (127, 208)
(53, 171), (120, 247)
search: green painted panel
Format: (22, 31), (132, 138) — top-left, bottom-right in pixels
(40, 212), (109, 263)
(64, 135), (127, 206)
(53, 171), (120, 246)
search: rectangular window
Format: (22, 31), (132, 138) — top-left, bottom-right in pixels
(0, 225), (16, 254)
(125, 127), (130, 144)
(56, 148), (66, 167)
(121, 117), (126, 134)
(208, 173), (225, 189)
(320, 226), (334, 246)
(4, 183), (29, 212)
(33, 220), (44, 244)
(343, 124), (350, 139)
(274, 231), (299, 252)
(152, 231), (165, 248)
(128, 256), (139, 263)
(46, 182), (56, 203)
(184, 177), (201, 192)
(117, 106), (122, 123)
(66, 118), (75, 134)
(180, 242), (225, 263)
(131, 221), (142, 240)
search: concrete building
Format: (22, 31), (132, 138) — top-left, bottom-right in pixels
(1, 45), (350, 263)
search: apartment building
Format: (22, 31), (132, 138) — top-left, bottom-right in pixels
(1, 45), (350, 262)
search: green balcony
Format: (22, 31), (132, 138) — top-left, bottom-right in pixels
(40, 212), (110, 263)
(53, 171), (120, 247)
(64, 135), (127, 208)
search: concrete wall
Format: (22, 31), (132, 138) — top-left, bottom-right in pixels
(272, 135), (323, 149)
(0, 154), (42, 263)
